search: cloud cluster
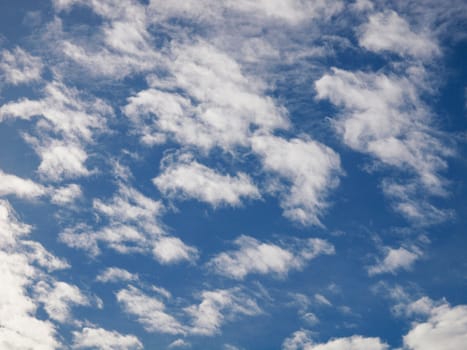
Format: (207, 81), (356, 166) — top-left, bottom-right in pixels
(59, 182), (198, 264)
(0, 199), (88, 349)
(116, 285), (262, 337)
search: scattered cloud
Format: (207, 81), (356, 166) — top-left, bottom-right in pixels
(60, 182), (197, 264)
(168, 339), (191, 349)
(34, 280), (90, 324)
(51, 184), (82, 205)
(0, 199), (74, 349)
(208, 235), (335, 279)
(0, 47), (43, 85)
(368, 246), (422, 276)
(403, 301), (467, 350)
(252, 134), (341, 226)
(282, 330), (388, 350)
(116, 286), (186, 335)
(315, 67), (451, 223)
(154, 153), (260, 207)
(96, 267), (139, 283)
(123, 41), (289, 152)
(152, 236), (199, 265)
(72, 327), (143, 350)
(359, 11), (439, 59)
(314, 294), (332, 307)
(0, 170), (46, 199)
(186, 288), (261, 336)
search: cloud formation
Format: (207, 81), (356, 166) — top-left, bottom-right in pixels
(209, 235), (335, 279)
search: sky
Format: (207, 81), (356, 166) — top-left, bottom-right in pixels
(0, 0), (466, 349)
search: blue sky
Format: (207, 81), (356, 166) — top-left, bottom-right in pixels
(0, 1), (466, 349)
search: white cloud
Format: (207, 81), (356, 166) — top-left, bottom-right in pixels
(381, 180), (452, 225)
(34, 280), (90, 324)
(35, 138), (91, 181)
(54, 0), (161, 78)
(0, 200), (64, 349)
(93, 183), (163, 230)
(282, 330), (388, 350)
(403, 302), (467, 350)
(152, 236), (199, 265)
(252, 134), (341, 226)
(368, 246), (421, 276)
(359, 11), (439, 59)
(61, 183), (197, 264)
(123, 42), (289, 152)
(116, 286), (186, 335)
(315, 68), (449, 191)
(0, 170), (46, 199)
(315, 67), (451, 222)
(0, 81), (111, 182)
(72, 327), (143, 350)
(148, 0), (343, 25)
(20, 241), (70, 271)
(209, 235), (334, 279)
(0, 47), (43, 85)
(153, 154), (260, 207)
(51, 184), (82, 205)
(96, 267), (138, 283)
(185, 288), (261, 336)
(168, 339), (191, 348)
(315, 68), (448, 191)
(314, 294), (332, 307)
(0, 81), (110, 142)
(302, 312), (319, 325)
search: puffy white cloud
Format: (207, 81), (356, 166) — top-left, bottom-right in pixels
(92, 183), (163, 230)
(0, 81), (110, 142)
(96, 267), (138, 283)
(359, 11), (439, 59)
(153, 154), (260, 207)
(34, 280), (90, 323)
(123, 42), (289, 152)
(0, 200), (67, 349)
(51, 184), (82, 205)
(209, 235), (334, 279)
(315, 67), (451, 222)
(116, 286), (186, 335)
(185, 288), (261, 336)
(252, 134), (341, 226)
(368, 246), (421, 276)
(20, 241), (70, 271)
(403, 302), (467, 350)
(0, 81), (111, 182)
(33, 138), (91, 182)
(0, 170), (46, 199)
(0, 47), (43, 85)
(152, 236), (199, 265)
(72, 327), (143, 350)
(61, 183), (197, 264)
(54, 0), (161, 78)
(282, 330), (388, 350)
(315, 68), (449, 191)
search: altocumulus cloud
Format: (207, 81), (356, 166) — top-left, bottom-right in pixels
(0, 0), (466, 349)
